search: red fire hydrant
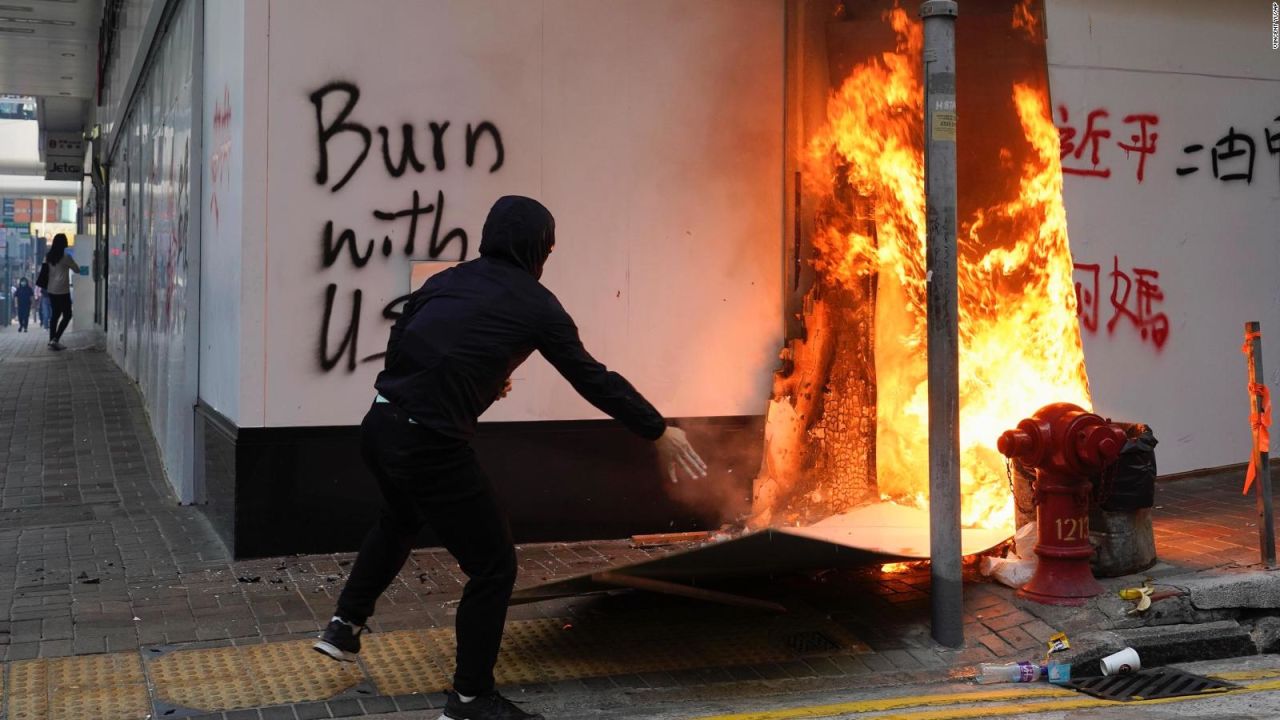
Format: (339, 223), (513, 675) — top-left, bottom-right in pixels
(997, 403), (1127, 606)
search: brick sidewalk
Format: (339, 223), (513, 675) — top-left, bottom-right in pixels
(0, 329), (672, 665)
(1153, 470), (1275, 569)
(1, 325), (1275, 718)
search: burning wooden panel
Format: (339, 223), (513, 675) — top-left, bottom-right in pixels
(755, 0), (1091, 536)
(511, 511), (1009, 606)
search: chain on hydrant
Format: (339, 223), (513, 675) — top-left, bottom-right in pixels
(997, 403), (1128, 606)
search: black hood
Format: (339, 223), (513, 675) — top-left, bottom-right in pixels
(478, 196), (555, 280)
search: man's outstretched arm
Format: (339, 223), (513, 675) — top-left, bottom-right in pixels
(537, 299), (706, 482)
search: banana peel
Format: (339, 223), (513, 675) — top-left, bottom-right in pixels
(1119, 582), (1155, 614)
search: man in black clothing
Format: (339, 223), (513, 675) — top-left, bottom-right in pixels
(315, 196), (707, 720)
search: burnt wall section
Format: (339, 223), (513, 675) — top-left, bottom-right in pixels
(196, 405), (761, 559)
(751, 283), (879, 528)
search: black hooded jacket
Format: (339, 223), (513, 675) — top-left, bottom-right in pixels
(374, 196), (667, 441)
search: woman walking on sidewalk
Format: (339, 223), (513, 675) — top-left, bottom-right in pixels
(14, 277), (33, 332)
(42, 233), (79, 350)
(314, 196), (707, 720)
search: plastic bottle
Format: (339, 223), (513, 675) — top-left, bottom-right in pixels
(975, 661), (1045, 684)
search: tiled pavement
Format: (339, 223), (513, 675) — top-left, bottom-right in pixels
(0, 326), (1276, 718)
(1152, 471), (1272, 568)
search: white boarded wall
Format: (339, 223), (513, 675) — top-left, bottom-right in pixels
(103, 0), (199, 500)
(257, 0), (785, 428)
(1046, 0), (1280, 474)
(199, 0), (245, 422)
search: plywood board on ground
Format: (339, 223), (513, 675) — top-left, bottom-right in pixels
(513, 502), (1009, 603)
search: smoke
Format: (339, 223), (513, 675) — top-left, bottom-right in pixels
(660, 420), (763, 527)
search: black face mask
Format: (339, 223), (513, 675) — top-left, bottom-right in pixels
(477, 196), (556, 280)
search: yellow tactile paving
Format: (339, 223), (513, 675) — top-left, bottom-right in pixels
(361, 629), (456, 697)
(148, 640), (363, 712)
(149, 645), (259, 711)
(363, 615), (868, 696)
(5, 654), (150, 720)
(46, 653), (145, 686)
(244, 640), (365, 707)
(7, 660), (49, 720)
(50, 684), (151, 720)
(2, 612), (869, 714)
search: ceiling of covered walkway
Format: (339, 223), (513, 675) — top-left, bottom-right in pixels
(0, 0), (100, 193)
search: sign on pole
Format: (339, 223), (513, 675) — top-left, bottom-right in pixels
(44, 132), (86, 181)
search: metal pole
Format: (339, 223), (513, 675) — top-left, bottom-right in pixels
(3, 234), (8, 326)
(921, 0), (962, 648)
(4, 232), (11, 328)
(1245, 322), (1275, 567)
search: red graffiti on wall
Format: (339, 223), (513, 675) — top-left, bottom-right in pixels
(1073, 261), (1101, 333)
(1116, 114), (1160, 183)
(1074, 256), (1169, 350)
(1056, 106), (1160, 183)
(1057, 107), (1112, 178)
(209, 85), (233, 229)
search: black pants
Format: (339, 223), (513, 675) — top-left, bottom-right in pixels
(336, 402), (517, 697)
(17, 304), (30, 331)
(49, 293), (72, 341)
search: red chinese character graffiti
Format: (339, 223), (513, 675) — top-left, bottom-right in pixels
(209, 85), (234, 230)
(1057, 106), (1112, 178)
(1106, 256), (1169, 349)
(1116, 114), (1159, 183)
(1056, 106), (1163, 182)
(1073, 256), (1170, 350)
(1073, 261), (1100, 332)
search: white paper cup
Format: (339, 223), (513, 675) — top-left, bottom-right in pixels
(1100, 647), (1141, 676)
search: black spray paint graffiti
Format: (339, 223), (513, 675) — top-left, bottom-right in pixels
(1176, 116), (1280, 185)
(310, 81), (505, 373)
(321, 189), (468, 269)
(310, 82), (504, 192)
(319, 287), (416, 372)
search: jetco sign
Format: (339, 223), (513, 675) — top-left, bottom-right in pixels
(43, 132), (85, 182)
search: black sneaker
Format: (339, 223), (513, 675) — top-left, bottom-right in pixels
(312, 618), (369, 662)
(441, 691), (545, 720)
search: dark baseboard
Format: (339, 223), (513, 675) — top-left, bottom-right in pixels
(195, 403), (762, 559)
(1155, 458), (1279, 483)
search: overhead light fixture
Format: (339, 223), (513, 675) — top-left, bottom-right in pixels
(0, 25), (33, 32)
(60, 75), (72, 80)
(58, 91), (70, 95)
(61, 52), (74, 57)
(0, 15), (74, 25)
(0, 5), (36, 12)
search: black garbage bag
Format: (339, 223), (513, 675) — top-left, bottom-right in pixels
(1098, 423), (1158, 512)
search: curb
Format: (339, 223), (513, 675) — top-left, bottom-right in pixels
(1058, 619), (1259, 676)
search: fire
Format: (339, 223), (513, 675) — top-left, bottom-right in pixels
(759, 6), (1090, 532)
(1011, 0), (1041, 41)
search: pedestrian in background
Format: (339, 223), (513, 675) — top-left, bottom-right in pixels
(14, 277), (33, 332)
(313, 196), (707, 720)
(37, 287), (50, 329)
(41, 233), (79, 350)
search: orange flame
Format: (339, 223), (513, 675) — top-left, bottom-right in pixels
(1012, 0), (1041, 41)
(801, 8), (1090, 531)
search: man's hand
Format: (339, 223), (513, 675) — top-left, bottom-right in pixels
(654, 426), (708, 483)
(496, 378), (513, 400)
